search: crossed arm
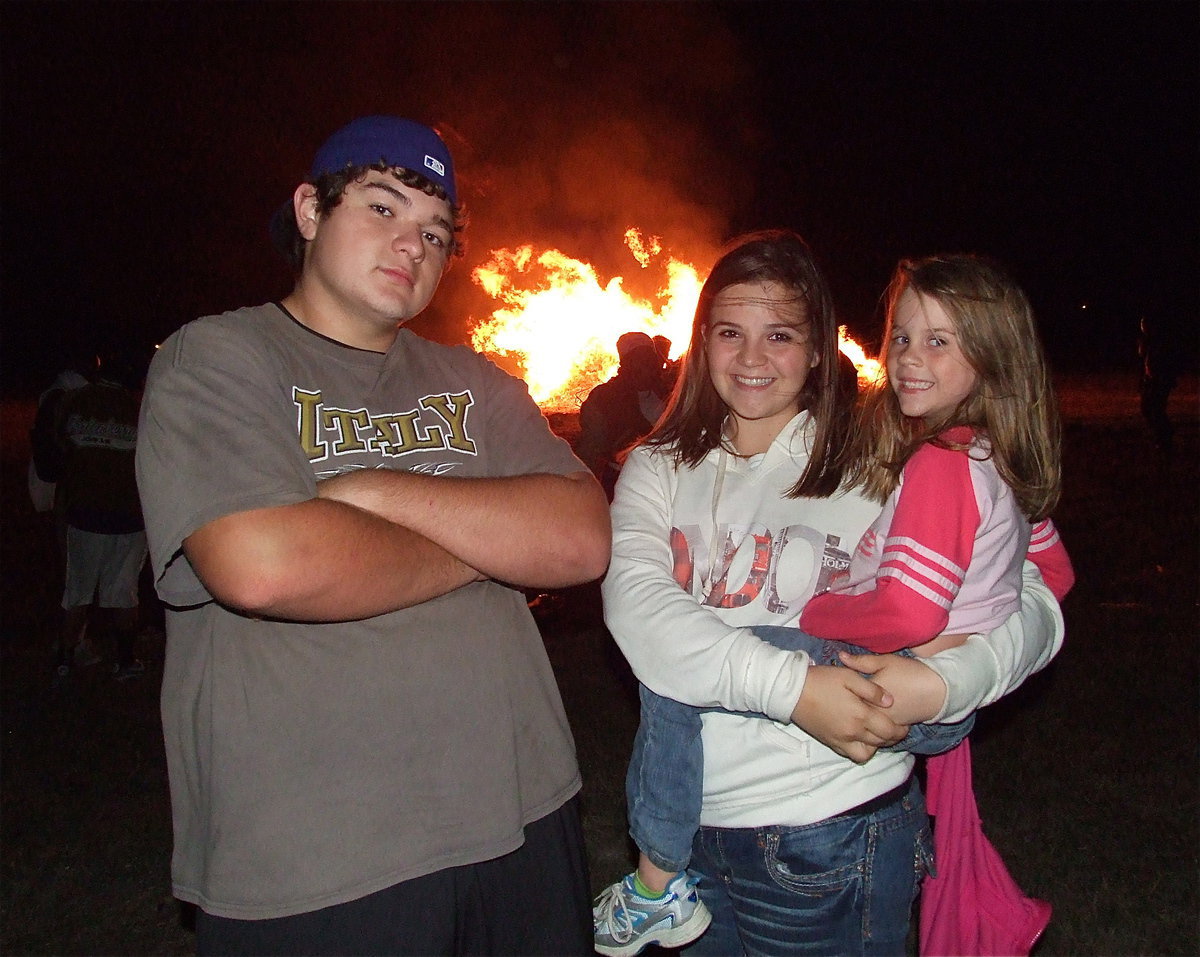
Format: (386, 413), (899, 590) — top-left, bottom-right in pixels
(184, 468), (610, 622)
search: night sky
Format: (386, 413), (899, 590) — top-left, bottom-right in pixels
(2, 0), (1196, 397)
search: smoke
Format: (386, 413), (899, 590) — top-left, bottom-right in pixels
(2, 3), (761, 393)
(392, 3), (760, 346)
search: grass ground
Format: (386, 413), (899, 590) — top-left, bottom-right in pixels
(1, 373), (1197, 955)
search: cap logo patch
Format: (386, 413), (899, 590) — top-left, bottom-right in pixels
(424, 155), (446, 177)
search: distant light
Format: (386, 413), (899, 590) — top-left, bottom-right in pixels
(1081, 303), (1088, 310)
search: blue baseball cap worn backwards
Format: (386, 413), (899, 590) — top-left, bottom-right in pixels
(310, 116), (457, 205)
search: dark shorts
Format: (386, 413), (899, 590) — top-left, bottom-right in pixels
(196, 797), (593, 956)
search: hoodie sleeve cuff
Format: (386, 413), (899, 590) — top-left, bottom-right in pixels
(760, 650), (812, 723)
(919, 635), (990, 723)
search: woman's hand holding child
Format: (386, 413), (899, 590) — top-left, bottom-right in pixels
(791, 664), (909, 763)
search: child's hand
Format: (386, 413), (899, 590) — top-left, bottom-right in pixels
(791, 665), (908, 764)
(840, 652), (948, 725)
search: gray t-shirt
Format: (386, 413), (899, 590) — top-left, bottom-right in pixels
(137, 303), (585, 919)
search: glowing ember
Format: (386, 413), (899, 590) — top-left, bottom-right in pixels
(470, 231), (881, 412)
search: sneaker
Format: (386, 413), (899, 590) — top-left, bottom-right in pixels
(594, 870), (712, 956)
(112, 660), (146, 681)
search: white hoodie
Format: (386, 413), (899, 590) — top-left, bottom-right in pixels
(604, 412), (1062, 827)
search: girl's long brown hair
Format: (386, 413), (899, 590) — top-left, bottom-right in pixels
(642, 229), (853, 498)
(849, 255), (1062, 520)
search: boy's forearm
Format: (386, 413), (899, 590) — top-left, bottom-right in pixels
(184, 497), (479, 622)
(318, 468), (611, 587)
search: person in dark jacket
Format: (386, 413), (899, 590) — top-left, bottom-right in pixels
(577, 331), (670, 500)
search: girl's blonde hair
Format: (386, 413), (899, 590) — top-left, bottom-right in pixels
(850, 255), (1062, 520)
(643, 229), (854, 498)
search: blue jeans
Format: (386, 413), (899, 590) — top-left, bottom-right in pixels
(684, 778), (933, 956)
(626, 625), (972, 872)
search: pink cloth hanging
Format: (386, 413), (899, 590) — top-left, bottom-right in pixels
(919, 739), (1052, 956)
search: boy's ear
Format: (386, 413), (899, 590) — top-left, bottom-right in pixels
(294, 184), (320, 241)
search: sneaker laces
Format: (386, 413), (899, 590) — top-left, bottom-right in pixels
(594, 881), (637, 944)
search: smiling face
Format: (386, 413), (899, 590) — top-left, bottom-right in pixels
(886, 289), (978, 424)
(704, 281), (820, 455)
(286, 171), (454, 351)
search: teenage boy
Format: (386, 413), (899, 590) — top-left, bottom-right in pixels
(136, 116), (610, 955)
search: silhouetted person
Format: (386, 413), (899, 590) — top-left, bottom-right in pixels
(653, 334), (680, 391)
(1137, 315), (1178, 455)
(578, 331), (669, 500)
(53, 349), (147, 681)
(29, 360), (92, 515)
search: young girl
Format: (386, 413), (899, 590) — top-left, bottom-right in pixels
(595, 237), (1068, 956)
(798, 253), (1073, 646)
(802, 255), (1075, 954)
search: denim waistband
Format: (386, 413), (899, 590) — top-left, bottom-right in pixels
(831, 777), (913, 821)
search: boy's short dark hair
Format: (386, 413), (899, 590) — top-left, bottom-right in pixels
(271, 163), (468, 273)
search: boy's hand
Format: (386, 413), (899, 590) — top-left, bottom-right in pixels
(840, 652), (949, 725)
(791, 665), (908, 764)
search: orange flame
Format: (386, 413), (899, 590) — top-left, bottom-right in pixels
(470, 231), (881, 412)
(838, 326), (883, 386)
(470, 230), (696, 413)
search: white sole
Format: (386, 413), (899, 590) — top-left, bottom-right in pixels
(595, 899), (713, 957)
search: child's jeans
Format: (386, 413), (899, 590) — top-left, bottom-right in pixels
(625, 625), (974, 874)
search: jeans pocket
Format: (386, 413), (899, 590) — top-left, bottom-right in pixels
(762, 820), (867, 896)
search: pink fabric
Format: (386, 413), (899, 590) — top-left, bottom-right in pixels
(920, 740), (1052, 956)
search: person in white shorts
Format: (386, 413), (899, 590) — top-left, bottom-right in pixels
(54, 350), (147, 681)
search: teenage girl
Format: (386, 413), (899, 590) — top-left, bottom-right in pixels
(595, 235), (1067, 956)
